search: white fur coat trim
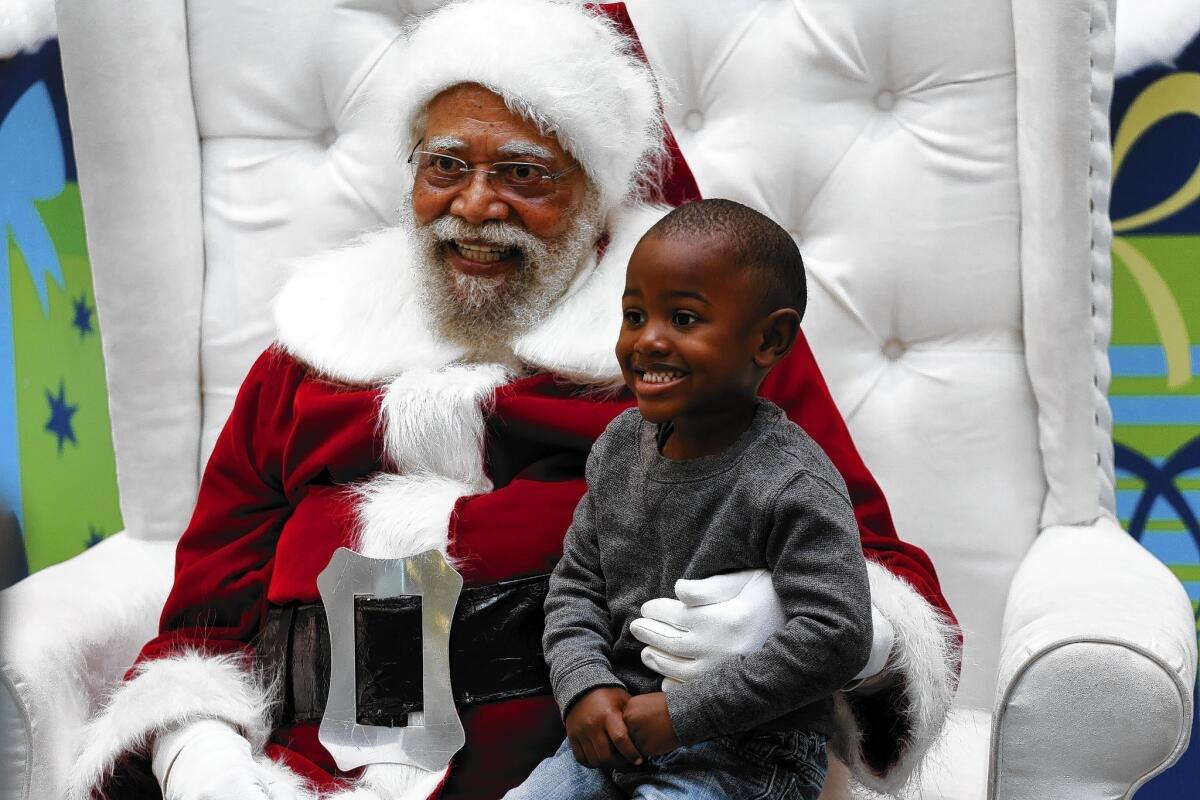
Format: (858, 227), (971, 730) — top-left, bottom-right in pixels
(273, 204), (667, 387)
(841, 562), (960, 797)
(379, 363), (511, 486)
(353, 473), (476, 561)
(67, 651), (275, 800)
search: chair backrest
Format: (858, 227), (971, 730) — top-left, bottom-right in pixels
(59, 0), (1117, 714)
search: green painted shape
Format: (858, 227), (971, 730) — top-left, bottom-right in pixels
(11, 183), (122, 572)
(1118, 520), (1195, 532)
(1113, 424), (1200, 458)
(1173, 565), (1200, 582)
(1111, 235), (1200, 346)
(1110, 376), (1200, 395)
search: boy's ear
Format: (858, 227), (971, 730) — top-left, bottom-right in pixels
(754, 309), (801, 368)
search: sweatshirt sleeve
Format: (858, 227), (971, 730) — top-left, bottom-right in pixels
(665, 470), (873, 744)
(542, 426), (626, 715)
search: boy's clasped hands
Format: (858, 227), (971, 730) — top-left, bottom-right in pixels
(564, 688), (681, 769)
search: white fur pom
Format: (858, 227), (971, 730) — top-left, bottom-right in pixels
(67, 651), (274, 800)
(354, 473), (476, 560)
(1115, 0), (1200, 77)
(0, 0), (56, 59)
(379, 364), (511, 486)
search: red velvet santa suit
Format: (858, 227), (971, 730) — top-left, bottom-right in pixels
(77, 195), (958, 800)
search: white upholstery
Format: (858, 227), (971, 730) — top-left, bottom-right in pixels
(1, 0), (1194, 798)
(633, 0), (1034, 713)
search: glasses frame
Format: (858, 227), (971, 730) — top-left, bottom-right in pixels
(406, 140), (580, 197)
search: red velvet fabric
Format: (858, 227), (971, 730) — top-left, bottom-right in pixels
(125, 337), (955, 799)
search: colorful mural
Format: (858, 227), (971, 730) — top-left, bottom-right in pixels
(1109, 34), (1200, 797)
(0, 41), (122, 582)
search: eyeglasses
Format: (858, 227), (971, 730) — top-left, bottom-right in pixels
(407, 141), (580, 199)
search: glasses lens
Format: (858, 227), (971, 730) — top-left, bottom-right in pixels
(494, 162), (555, 197)
(415, 153), (467, 186)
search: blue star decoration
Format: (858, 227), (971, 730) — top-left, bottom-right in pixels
(45, 380), (78, 454)
(85, 524), (105, 548)
(71, 292), (94, 339)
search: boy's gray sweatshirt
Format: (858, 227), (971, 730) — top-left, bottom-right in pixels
(543, 399), (872, 745)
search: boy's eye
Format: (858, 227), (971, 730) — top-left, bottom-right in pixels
(672, 311), (699, 327)
(623, 309), (645, 325)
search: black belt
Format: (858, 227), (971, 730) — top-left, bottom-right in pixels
(256, 573), (553, 728)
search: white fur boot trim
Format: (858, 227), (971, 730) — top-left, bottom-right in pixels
(354, 473), (477, 561)
(837, 562), (960, 798)
(67, 651), (274, 800)
(379, 364), (510, 487)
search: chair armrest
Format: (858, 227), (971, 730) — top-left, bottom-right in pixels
(990, 516), (1195, 799)
(0, 534), (175, 800)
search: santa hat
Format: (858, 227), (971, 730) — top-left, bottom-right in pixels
(393, 0), (665, 214)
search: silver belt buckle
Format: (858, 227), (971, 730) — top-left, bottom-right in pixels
(316, 547), (466, 772)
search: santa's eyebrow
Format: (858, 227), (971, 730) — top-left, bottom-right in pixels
(425, 136), (467, 151)
(497, 141), (556, 161)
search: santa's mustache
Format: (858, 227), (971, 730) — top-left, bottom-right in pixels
(425, 215), (547, 266)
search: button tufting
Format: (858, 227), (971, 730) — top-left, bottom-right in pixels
(874, 90), (897, 111)
(882, 338), (905, 360)
(683, 110), (705, 132)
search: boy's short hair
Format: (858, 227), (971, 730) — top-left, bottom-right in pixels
(646, 199), (807, 319)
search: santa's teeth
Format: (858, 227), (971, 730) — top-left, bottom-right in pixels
(454, 242), (515, 263)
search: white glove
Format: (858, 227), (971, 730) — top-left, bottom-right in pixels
(629, 568), (895, 690)
(151, 719), (297, 800)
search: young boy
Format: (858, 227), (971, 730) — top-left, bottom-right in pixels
(506, 199), (872, 799)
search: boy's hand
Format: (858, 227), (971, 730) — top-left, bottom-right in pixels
(564, 687), (644, 768)
(622, 692), (681, 757)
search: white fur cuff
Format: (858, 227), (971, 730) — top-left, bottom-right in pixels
(67, 651), (274, 800)
(842, 562), (960, 796)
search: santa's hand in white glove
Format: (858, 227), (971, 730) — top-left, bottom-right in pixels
(151, 719), (299, 800)
(630, 568), (894, 690)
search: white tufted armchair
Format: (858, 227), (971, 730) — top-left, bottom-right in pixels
(1, 1), (1195, 798)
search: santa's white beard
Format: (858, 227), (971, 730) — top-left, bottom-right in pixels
(402, 190), (603, 353)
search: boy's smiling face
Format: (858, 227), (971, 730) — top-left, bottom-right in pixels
(617, 233), (769, 426)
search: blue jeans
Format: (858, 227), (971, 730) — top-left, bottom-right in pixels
(503, 730), (827, 800)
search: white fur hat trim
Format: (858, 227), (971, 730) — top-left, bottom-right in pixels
(394, 0), (664, 213)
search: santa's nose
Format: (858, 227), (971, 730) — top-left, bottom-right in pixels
(450, 171), (511, 225)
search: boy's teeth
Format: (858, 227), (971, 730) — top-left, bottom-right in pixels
(642, 370), (683, 384)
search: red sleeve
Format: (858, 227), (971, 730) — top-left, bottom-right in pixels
(760, 333), (957, 629)
(133, 347), (304, 671)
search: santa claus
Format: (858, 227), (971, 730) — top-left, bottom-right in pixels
(68, 2), (959, 799)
